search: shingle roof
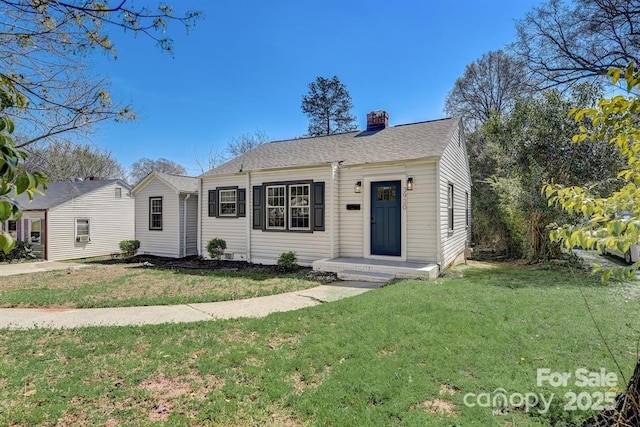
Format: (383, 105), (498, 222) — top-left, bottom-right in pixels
(203, 117), (460, 176)
(154, 172), (199, 193)
(17, 179), (130, 210)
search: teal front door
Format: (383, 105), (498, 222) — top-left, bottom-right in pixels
(371, 181), (401, 256)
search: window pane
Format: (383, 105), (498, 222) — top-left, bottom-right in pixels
(76, 219), (90, 236)
(150, 198), (162, 229)
(289, 184), (310, 229)
(115, 188), (122, 198)
(376, 186), (396, 201)
(219, 189), (237, 216)
(266, 186), (286, 229)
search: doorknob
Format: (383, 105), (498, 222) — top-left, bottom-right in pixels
(371, 217), (376, 224)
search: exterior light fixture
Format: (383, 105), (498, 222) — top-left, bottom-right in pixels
(355, 181), (362, 193)
(407, 177), (414, 191)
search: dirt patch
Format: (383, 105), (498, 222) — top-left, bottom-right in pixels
(421, 398), (456, 415)
(439, 383), (460, 395)
(289, 365), (332, 395)
(138, 373), (197, 422)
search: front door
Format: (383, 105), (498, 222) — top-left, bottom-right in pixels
(371, 181), (401, 256)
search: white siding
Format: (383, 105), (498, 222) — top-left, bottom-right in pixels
(337, 162), (438, 262)
(47, 182), (135, 261)
(250, 167), (332, 266)
(438, 124), (472, 268)
(134, 178), (181, 258)
(200, 175), (248, 258)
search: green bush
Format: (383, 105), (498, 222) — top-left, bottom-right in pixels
(207, 238), (227, 261)
(0, 241), (36, 263)
(119, 240), (140, 257)
(277, 251), (298, 272)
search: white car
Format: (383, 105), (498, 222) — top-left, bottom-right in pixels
(603, 244), (640, 264)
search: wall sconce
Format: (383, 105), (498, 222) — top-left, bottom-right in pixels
(407, 177), (414, 191)
(355, 181), (362, 193)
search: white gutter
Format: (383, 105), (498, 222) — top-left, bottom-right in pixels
(183, 193), (191, 258)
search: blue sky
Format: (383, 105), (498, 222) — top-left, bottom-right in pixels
(93, 0), (542, 175)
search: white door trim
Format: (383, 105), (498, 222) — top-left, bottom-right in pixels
(363, 174), (408, 261)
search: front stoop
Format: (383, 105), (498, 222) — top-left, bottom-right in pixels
(313, 257), (439, 283)
(337, 270), (396, 283)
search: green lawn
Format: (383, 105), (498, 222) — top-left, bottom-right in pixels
(0, 262), (638, 426)
(0, 262), (319, 308)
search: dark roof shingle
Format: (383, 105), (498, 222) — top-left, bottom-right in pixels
(203, 117), (460, 176)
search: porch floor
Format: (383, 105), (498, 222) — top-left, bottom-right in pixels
(313, 257), (439, 282)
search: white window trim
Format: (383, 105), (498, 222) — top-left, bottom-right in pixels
(288, 184), (311, 231)
(75, 218), (91, 242)
(266, 185), (286, 230)
(150, 197), (163, 230)
(218, 188), (238, 217)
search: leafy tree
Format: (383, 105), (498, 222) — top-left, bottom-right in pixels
(544, 64), (640, 426)
(477, 85), (623, 258)
(301, 76), (357, 136)
(444, 50), (532, 130)
(0, 1), (202, 148)
(129, 157), (186, 184)
(0, 77), (47, 253)
(23, 141), (126, 182)
(514, 0), (640, 87)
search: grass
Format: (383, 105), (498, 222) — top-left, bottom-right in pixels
(0, 262), (319, 308)
(0, 262), (639, 426)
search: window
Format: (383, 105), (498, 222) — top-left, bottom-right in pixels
(75, 218), (90, 242)
(465, 191), (469, 228)
(115, 187), (122, 198)
(149, 197), (163, 230)
(219, 189), (237, 216)
(253, 182), (324, 232)
(289, 184), (310, 230)
(30, 219), (41, 243)
(448, 183), (454, 232)
(7, 220), (16, 238)
(266, 185), (286, 229)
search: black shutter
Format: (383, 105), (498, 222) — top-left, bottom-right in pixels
(313, 182), (325, 231)
(208, 189), (217, 217)
(252, 186), (263, 229)
(238, 189), (246, 217)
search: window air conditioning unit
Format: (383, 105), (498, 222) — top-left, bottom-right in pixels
(77, 235), (90, 243)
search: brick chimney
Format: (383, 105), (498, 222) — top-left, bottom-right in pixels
(366, 110), (389, 131)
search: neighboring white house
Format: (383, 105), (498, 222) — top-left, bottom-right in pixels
(131, 171), (199, 258)
(133, 112), (471, 278)
(4, 179), (134, 261)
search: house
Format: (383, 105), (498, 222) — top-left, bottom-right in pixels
(133, 111), (471, 279)
(4, 179), (134, 261)
(131, 171), (199, 258)
(201, 112), (471, 278)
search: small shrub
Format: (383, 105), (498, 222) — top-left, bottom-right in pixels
(0, 241), (36, 263)
(207, 238), (227, 261)
(119, 240), (140, 257)
(277, 251), (298, 272)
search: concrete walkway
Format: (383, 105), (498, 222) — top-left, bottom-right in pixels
(0, 261), (87, 276)
(0, 281), (383, 330)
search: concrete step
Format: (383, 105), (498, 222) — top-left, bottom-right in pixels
(337, 269), (395, 283)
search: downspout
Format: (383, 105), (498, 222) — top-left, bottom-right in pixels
(183, 194), (191, 258)
(197, 178), (203, 257)
(330, 163), (340, 259)
(44, 210), (49, 261)
(246, 172), (251, 262)
(435, 160), (443, 272)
